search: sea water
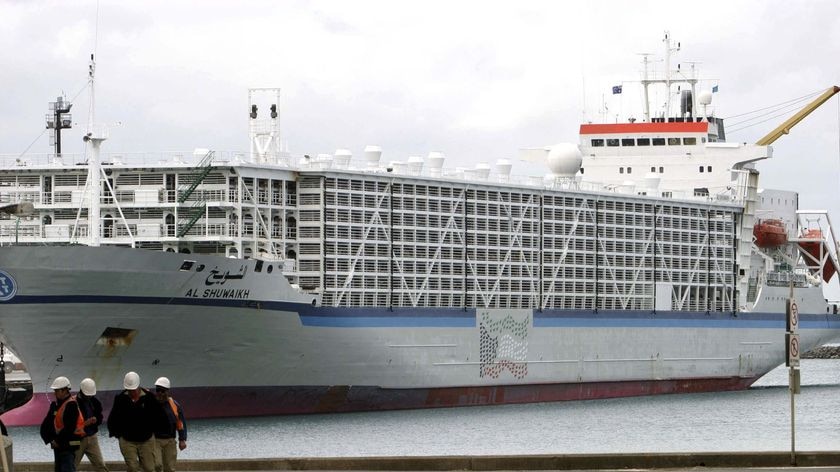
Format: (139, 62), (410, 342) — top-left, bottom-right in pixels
(8, 359), (839, 462)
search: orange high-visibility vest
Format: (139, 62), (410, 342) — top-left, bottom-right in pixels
(54, 396), (86, 440)
(167, 397), (184, 431)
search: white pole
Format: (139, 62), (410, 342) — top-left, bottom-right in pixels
(87, 53), (102, 247)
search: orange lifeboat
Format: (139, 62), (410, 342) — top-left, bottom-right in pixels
(798, 229), (837, 282)
(753, 219), (787, 248)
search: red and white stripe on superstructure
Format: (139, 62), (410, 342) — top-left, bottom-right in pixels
(579, 121), (709, 136)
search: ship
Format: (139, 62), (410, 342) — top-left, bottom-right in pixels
(1, 34), (840, 426)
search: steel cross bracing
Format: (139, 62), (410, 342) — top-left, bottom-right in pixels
(474, 192), (539, 308)
(333, 181), (392, 307)
(392, 187), (466, 307)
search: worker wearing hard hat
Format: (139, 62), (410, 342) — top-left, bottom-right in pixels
(39, 376), (85, 472)
(74, 378), (109, 472)
(152, 377), (187, 472)
(106, 372), (165, 472)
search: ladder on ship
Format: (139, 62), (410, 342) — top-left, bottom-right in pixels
(176, 150), (215, 238)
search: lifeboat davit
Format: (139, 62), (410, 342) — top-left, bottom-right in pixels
(753, 219), (787, 248)
(798, 229), (837, 282)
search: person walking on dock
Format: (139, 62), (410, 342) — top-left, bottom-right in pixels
(74, 378), (109, 472)
(40, 376), (85, 472)
(107, 372), (164, 472)
(152, 377), (187, 472)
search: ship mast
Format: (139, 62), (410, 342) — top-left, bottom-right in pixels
(85, 53), (106, 247)
(663, 32), (679, 117)
(640, 31), (697, 121)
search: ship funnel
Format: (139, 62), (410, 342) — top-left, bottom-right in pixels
(475, 163), (491, 180)
(643, 172), (661, 188)
(680, 90), (694, 118)
(427, 151), (445, 177)
(618, 180), (636, 194)
(317, 153), (333, 170)
(364, 145), (382, 170)
(407, 156), (424, 176)
(495, 159), (512, 182)
(334, 149), (352, 169)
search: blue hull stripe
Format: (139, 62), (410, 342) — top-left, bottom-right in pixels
(4, 294), (840, 330)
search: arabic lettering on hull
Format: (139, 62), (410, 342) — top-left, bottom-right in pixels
(204, 265), (248, 286)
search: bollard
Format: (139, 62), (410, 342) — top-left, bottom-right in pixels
(0, 434), (12, 472)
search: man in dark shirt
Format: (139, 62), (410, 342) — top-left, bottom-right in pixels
(75, 378), (109, 472)
(107, 372), (164, 472)
(152, 377), (187, 472)
(40, 376), (84, 472)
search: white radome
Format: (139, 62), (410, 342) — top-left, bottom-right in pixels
(546, 143), (582, 177)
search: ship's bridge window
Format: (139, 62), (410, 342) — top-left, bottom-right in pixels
(659, 166), (663, 173)
(699, 166), (704, 173)
(621, 138), (635, 146)
(668, 137), (680, 145)
(684, 137), (697, 145)
(637, 138), (650, 146)
(606, 139), (619, 147)
(619, 167), (624, 174)
(651, 166), (656, 172)
(652, 138), (666, 146)
(591, 138), (604, 147)
(707, 166), (712, 172)
(580, 167), (584, 174)
(626, 167), (632, 174)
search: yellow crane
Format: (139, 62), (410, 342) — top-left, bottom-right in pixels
(755, 86), (840, 145)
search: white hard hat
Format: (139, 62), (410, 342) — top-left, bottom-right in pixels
(123, 371), (140, 390)
(50, 376), (71, 390)
(155, 377), (171, 389)
(80, 378), (97, 396)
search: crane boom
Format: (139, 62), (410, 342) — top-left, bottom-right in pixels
(755, 86), (840, 146)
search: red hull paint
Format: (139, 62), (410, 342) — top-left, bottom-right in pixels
(1, 376), (759, 427)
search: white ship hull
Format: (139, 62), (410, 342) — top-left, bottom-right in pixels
(1, 245), (838, 425)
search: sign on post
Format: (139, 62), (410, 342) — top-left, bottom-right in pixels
(786, 332), (800, 367)
(786, 299), (799, 332)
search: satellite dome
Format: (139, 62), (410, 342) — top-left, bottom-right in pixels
(546, 143), (582, 177)
(698, 90), (713, 105)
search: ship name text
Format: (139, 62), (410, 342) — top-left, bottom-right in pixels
(184, 288), (251, 299)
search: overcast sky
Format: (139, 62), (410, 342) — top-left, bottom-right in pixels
(2, 1), (840, 218)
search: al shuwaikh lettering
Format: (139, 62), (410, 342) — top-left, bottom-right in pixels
(185, 288), (251, 299)
(184, 265), (251, 298)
